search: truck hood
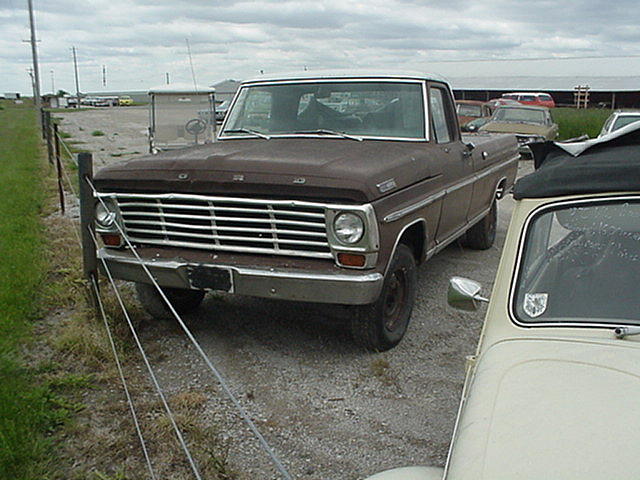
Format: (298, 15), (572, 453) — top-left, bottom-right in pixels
(447, 338), (640, 480)
(94, 138), (435, 203)
(479, 122), (548, 136)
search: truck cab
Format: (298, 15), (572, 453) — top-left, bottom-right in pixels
(93, 71), (518, 351)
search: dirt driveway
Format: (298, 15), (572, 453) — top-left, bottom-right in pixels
(57, 107), (531, 479)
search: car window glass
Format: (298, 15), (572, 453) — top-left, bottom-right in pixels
(456, 104), (482, 117)
(520, 95), (537, 102)
(224, 88), (272, 131)
(612, 116), (640, 132)
(224, 81), (425, 139)
(430, 87), (453, 143)
(514, 199), (640, 325)
(493, 108), (545, 124)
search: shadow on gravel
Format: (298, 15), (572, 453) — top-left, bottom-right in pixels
(164, 293), (365, 356)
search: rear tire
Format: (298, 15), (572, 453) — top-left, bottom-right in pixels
(135, 283), (205, 320)
(350, 244), (417, 352)
(462, 201), (497, 250)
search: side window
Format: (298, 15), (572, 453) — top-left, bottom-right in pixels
(429, 87), (454, 143)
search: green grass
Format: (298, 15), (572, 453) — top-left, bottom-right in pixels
(552, 107), (613, 141)
(0, 101), (61, 478)
(91, 130), (105, 137)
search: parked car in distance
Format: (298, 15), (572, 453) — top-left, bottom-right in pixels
(94, 96), (119, 107)
(502, 91), (555, 108)
(598, 109), (640, 137)
(118, 95), (134, 106)
(364, 123), (640, 480)
(80, 96), (97, 106)
(93, 71), (519, 351)
(479, 105), (558, 157)
(215, 100), (230, 122)
(455, 100), (493, 131)
(462, 116), (491, 132)
(486, 97), (520, 109)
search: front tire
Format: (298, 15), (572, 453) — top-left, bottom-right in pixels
(350, 244), (417, 352)
(135, 283), (205, 320)
(462, 200), (497, 250)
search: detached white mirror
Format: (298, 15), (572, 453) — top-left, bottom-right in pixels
(447, 276), (488, 311)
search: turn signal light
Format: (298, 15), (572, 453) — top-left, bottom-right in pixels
(101, 233), (122, 246)
(337, 253), (366, 267)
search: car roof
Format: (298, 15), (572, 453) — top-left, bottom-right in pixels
(242, 70), (448, 84)
(613, 110), (640, 116)
(513, 122), (640, 199)
(503, 92), (551, 96)
(456, 100), (486, 105)
(496, 104), (548, 111)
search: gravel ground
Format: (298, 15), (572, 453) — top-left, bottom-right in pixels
(57, 107), (533, 480)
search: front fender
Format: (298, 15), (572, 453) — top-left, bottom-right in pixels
(364, 466), (444, 480)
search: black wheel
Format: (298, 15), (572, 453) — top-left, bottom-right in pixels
(135, 283), (205, 320)
(350, 244), (417, 352)
(462, 201), (497, 250)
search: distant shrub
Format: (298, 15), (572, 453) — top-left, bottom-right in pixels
(91, 130), (105, 137)
(551, 108), (612, 141)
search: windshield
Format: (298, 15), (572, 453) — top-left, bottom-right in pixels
(513, 199), (640, 326)
(612, 115), (640, 132)
(493, 107), (545, 124)
(456, 103), (482, 117)
(222, 81), (425, 139)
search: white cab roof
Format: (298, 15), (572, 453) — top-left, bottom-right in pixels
(242, 70), (449, 85)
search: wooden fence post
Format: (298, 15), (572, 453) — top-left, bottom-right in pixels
(78, 152), (99, 308)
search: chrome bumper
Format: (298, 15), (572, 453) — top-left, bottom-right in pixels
(97, 248), (384, 305)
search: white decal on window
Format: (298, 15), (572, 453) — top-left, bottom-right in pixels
(524, 293), (548, 318)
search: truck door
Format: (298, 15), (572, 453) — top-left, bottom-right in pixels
(429, 84), (474, 244)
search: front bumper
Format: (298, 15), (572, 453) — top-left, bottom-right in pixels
(97, 247), (383, 305)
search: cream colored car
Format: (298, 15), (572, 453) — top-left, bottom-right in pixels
(366, 124), (640, 480)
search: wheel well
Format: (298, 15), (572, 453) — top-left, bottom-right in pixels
(495, 177), (508, 199)
(398, 221), (426, 263)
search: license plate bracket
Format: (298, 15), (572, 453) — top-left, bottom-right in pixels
(188, 265), (233, 292)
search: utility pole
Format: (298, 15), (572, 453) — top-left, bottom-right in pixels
(27, 68), (36, 99)
(165, 72), (170, 84)
(26, 0), (42, 122)
(102, 65), (106, 87)
(72, 46), (80, 107)
(50, 69), (54, 94)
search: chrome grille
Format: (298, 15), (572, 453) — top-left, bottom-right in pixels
(111, 193), (332, 258)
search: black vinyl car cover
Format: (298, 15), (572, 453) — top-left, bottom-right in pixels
(513, 123), (640, 200)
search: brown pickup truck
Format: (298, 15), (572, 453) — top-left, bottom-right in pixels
(94, 72), (519, 351)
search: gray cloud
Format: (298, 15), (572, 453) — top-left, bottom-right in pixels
(2, 0), (639, 94)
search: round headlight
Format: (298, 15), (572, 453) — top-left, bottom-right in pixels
(333, 212), (364, 244)
(95, 201), (116, 228)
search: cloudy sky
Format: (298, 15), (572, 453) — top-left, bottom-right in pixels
(2, 0), (640, 95)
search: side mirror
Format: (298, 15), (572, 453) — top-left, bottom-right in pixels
(465, 141), (475, 150)
(447, 277), (489, 311)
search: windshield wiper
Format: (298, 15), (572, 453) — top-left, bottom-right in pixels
(223, 128), (271, 140)
(294, 129), (363, 142)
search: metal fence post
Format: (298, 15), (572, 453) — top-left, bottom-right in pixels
(78, 152), (99, 309)
(53, 123), (65, 214)
(44, 110), (53, 165)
